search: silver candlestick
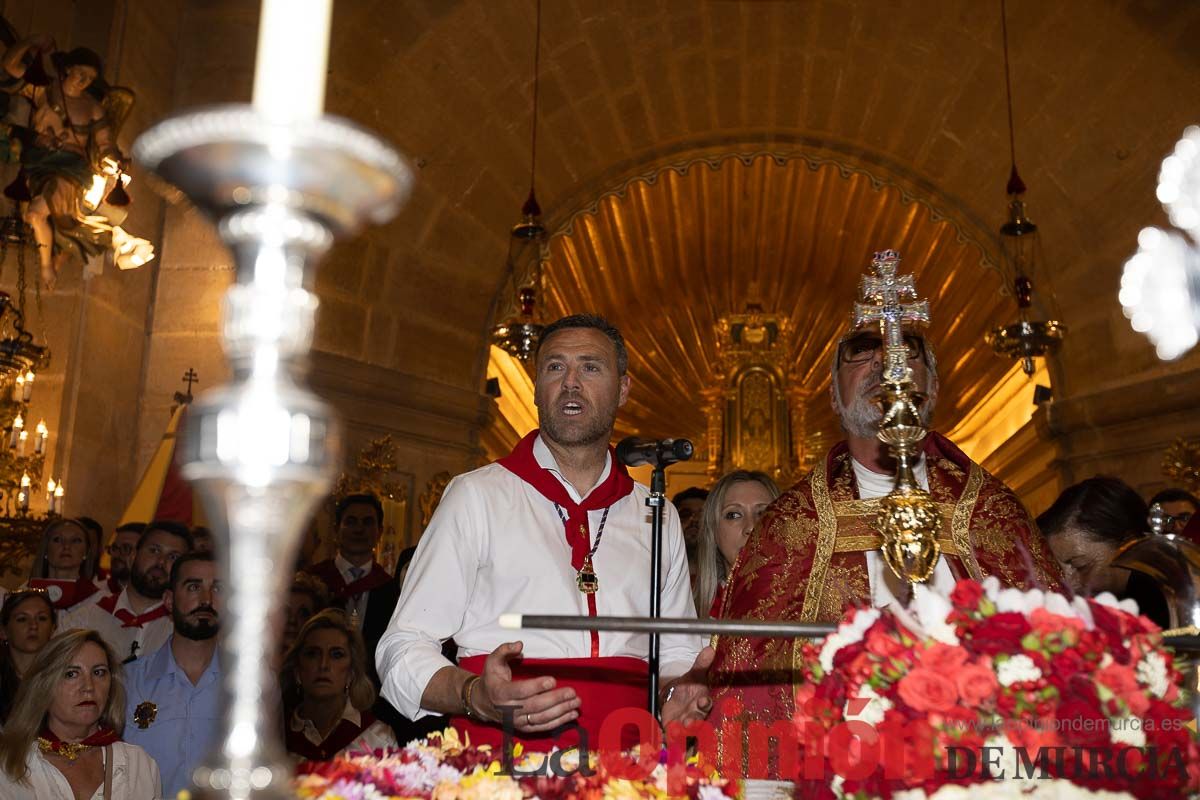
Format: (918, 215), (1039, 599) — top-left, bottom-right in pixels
(133, 106), (412, 799)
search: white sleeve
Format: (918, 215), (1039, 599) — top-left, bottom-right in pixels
(657, 501), (703, 679)
(375, 474), (484, 720)
(119, 743), (162, 799)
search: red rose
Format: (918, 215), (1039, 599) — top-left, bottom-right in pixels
(864, 623), (908, 659)
(1057, 697), (1109, 748)
(919, 642), (969, 673)
(950, 579), (984, 609)
(955, 662), (1000, 707)
(967, 611), (1032, 655)
(897, 667), (959, 712)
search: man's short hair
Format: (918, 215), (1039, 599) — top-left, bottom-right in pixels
(169, 551), (215, 591)
(1149, 488), (1199, 509)
(139, 520), (194, 551)
(536, 314), (629, 375)
(672, 487), (709, 506)
(115, 522), (146, 537)
(335, 494), (383, 527)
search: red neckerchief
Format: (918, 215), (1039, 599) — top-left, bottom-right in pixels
(37, 724), (120, 758)
(285, 708), (377, 762)
(95, 591), (169, 628)
(306, 560), (392, 602)
(105, 575), (123, 595)
(27, 577), (100, 610)
(498, 430), (635, 656)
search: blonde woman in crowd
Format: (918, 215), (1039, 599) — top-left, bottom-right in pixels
(281, 609), (397, 761)
(693, 470), (780, 618)
(0, 628), (160, 799)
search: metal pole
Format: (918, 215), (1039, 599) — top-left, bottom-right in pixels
(646, 465), (666, 719)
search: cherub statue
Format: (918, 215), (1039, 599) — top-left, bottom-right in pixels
(0, 30), (149, 287)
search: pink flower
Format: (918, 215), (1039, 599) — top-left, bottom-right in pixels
(955, 662), (999, 707)
(1095, 662), (1150, 717)
(897, 667), (959, 712)
(919, 642), (969, 673)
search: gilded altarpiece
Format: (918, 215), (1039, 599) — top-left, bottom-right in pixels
(707, 305), (808, 484)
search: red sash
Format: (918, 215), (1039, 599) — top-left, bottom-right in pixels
(497, 430), (635, 656)
(306, 560), (392, 603)
(37, 724), (120, 755)
(452, 654), (648, 752)
(95, 592), (169, 628)
(28, 577), (100, 610)
(285, 708), (378, 761)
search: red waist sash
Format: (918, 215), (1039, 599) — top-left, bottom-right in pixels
(452, 654), (648, 752)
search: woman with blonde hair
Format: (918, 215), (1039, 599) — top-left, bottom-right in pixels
(694, 470), (780, 618)
(281, 609), (397, 761)
(0, 628), (160, 799)
(26, 519), (102, 612)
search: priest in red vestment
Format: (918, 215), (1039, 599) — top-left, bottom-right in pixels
(708, 318), (1065, 752)
(377, 314), (712, 752)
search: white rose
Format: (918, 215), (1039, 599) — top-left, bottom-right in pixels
(1093, 591), (1140, 617)
(1136, 652), (1170, 698)
(996, 653), (1042, 687)
(1110, 715), (1146, 748)
(844, 683), (892, 727)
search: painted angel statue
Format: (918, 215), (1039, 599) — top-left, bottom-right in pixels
(0, 29), (153, 287)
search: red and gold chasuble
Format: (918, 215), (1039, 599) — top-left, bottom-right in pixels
(708, 433), (1064, 744)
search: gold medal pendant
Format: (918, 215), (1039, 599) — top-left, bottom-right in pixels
(577, 556), (599, 594)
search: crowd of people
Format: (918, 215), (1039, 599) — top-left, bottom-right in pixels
(0, 312), (1196, 799)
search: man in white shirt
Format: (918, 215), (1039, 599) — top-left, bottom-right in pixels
(64, 522), (192, 663)
(377, 314), (711, 752)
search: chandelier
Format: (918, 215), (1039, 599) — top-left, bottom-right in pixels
(491, 0), (547, 362)
(985, 0), (1066, 376)
(0, 211), (56, 521)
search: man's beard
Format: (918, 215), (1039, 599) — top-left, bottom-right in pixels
(110, 563), (130, 583)
(836, 368), (936, 439)
(539, 394), (617, 448)
(174, 604), (220, 641)
(130, 566), (169, 599)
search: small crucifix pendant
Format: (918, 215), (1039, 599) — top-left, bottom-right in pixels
(577, 556), (599, 594)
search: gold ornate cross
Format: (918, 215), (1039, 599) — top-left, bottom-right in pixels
(852, 250), (930, 384)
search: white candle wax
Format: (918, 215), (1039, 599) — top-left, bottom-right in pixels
(251, 0), (333, 124)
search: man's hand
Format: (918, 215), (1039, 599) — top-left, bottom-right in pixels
(471, 641), (580, 733)
(660, 646), (714, 727)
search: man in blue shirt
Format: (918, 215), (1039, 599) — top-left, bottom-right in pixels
(124, 550), (222, 798)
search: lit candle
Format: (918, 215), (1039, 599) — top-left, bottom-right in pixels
(18, 472), (30, 512)
(251, 0), (333, 125)
(17, 429), (27, 455)
(53, 481), (64, 514)
(9, 414), (22, 449)
(22, 371), (33, 402)
(13, 374), (23, 401)
(34, 420), (47, 455)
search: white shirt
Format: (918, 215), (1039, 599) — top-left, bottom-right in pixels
(851, 456), (957, 609)
(333, 553), (373, 627)
(60, 589), (173, 663)
(287, 704), (398, 761)
(0, 741), (161, 800)
(376, 435), (701, 720)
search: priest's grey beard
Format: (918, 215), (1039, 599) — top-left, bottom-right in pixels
(834, 368), (936, 439)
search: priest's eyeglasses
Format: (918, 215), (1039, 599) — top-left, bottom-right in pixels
(837, 333), (925, 366)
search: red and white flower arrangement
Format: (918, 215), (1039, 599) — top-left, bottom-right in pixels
(293, 728), (736, 800)
(793, 578), (1200, 800)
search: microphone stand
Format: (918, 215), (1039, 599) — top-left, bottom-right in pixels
(647, 462), (667, 720)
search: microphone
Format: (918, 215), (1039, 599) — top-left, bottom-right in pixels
(616, 436), (694, 468)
